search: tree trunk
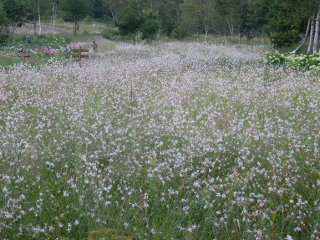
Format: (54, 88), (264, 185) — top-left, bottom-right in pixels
(313, 9), (320, 52)
(33, 21), (37, 35)
(74, 20), (81, 35)
(226, 15), (234, 38)
(51, 0), (57, 31)
(307, 18), (315, 55)
(38, 1), (42, 35)
(132, 33), (136, 45)
(157, 28), (162, 40)
(204, 24), (209, 42)
(290, 19), (311, 54)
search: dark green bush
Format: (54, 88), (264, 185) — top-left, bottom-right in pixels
(173, 26), (189, 40)
(270, 30), (301, 49)
(101, 28), (122, 41)
(0, 9), (11, 46)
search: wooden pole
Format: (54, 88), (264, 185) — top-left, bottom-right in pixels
(80, 46), (81, 67)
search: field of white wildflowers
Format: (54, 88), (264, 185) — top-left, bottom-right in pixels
(0, 41), (320, 240)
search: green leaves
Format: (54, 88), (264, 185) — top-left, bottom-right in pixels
(116, 0), (142, 42)
(270, 30), (301, 48)
(264, 51), (320, 74)
(264, 51), (287, 65)
(0, 9), (11, 46)
(140, 9), (159, 41)
(116, 0), (159, 44)
(2, 0), (28, 32)
(61, 0), (91, 34)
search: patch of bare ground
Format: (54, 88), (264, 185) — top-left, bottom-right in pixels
(11, 23), (106, 35)
(12, 23), (72, 34)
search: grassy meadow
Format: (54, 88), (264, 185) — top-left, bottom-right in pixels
(0, 37), (320, 240)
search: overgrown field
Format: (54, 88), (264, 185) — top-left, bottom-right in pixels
(0, 42), (319, 240)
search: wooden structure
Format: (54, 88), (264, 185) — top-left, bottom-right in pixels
(18, 50), (31, 63)
(71, 47), (89, 67)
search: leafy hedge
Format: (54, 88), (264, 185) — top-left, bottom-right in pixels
(264, 51), (320, 74)
(270, 30), (301, 48)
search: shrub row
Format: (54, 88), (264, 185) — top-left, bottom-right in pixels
(264, 51), (320, 74)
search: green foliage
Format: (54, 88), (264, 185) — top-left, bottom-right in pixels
(240, 2), (264, 40)
(9, 35), (69, 50)
(270, 30), (301, 48)
(101, 28), (122, 41)
(26, 0), (51, 25)
(91, 0), (111, 20)
(116, 0), (141, 44)
(214, 0), (241, 16)
(116, 1), (160, 44)
(61, 0), (91, 34)
(87, 228), (133, 239)
(264, 51), (320, 74)
(173, 25), (190, 40)
(2, 0), (28, 32)
(140, 9), (159, 41)
(263, 51), (287, 65)
(82, 15), (94, 24)
(287, 53), (320, 73)
(156, 0), (180, 36)
(0, 35), (71, 68)
(57, 18), (66, 23)
(0, 8), (11, 46)
(177, 0), (203, 37)
(61, 0), (91, 21)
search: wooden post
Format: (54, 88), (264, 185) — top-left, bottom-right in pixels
(79, 46), (82, 67)
(71, 47), (89, 67)
(18, 50), (31, 63)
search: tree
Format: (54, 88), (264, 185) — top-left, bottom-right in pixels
(108, 0), (129, 19)
(254, 0), (320, 51)
(92, 0), (111, 20)
(0, 8), (11, 46)
(156, 0), (181, 36)
(201, 0), (215, 40)
(308, 15), (316, 54)
(61, 0), (91, 34)
(313, 2), (320, 52)
(50, 0), (59, 31)
(239, 1), (262, 41)
(2, 0), (28, 34)
(291, 18), (311, 54)
(116, 0), (141, 44)
(214, 0), (243, 39)
(177, 0), (203, 37)
(140, 8), (159, 41)
(177, 0), (215, 40)
(27, 0), (50, 35)
(115, 0), (160, 44)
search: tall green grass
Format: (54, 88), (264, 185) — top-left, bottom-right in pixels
(0, 42), (319, 240)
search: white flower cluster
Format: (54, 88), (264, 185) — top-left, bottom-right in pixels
(0, 42), (319, 239)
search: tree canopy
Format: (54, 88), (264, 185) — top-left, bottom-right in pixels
(115, 0), (159, 44)
(0, 0), (320, 51)
(61, 0), (91, 34)
(2, 0), (28, 33)
(0, 7), (11, 45)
